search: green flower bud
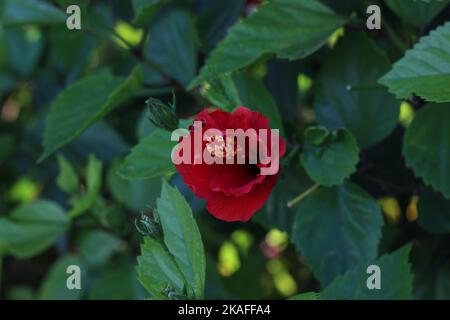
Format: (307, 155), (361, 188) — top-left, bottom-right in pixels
(146, 94), (179, 132)
(135, 211), (162, 240)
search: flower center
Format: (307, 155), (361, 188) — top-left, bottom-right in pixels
(205, 134), (243, 160)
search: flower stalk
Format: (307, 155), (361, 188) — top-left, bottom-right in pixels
(287, 183), (321, 208)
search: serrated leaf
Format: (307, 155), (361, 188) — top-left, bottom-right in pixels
(418, 188), (450, 233)
(144, 9), (197, 87)
(0, 0), (66, 26)
(384, 0), (449, 28)
(39, 67), (143, 162)
(189, 0), (343, 88)
(300, 126), (359, 187)
(119, 129), (176, 180)
(0, 200), (69, 258)
(321, 244), (413, 299)
(315, 32), (399, 148)
(56, 154), (79, 193)
(379, 22), (450, 102)
(157, 180), (206, 299)
(293, 182), (383, 286)
(403, 104), (450, 198)
(137, 237), (186, 299)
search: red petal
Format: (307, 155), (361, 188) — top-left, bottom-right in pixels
(206, 174), (278, 222)
(209, 166), (266, 196)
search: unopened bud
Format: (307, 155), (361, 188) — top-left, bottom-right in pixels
(146, 94), (179, 132)
(135, 211), (162, 240)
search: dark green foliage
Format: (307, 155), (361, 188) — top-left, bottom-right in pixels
(1, 0), (449, 301)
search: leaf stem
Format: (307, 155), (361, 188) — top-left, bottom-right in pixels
(53, 0), (187, 93)
(287, 183), (320, 208)
(282, 144), (302, 166)
(382, 18), (408, 52)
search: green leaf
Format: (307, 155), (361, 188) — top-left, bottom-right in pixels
(203, 73), (285, 135)
(86, 154), (102, 195)
(132, 0), (164, 26)
(70, 121), (129, 161)
(232, 73), (285, 136)
(0, 200), (69, 258)
(321, 0), (365, 14)
(137, 237), (186, 299)
(39, 67), (143, 162)
(0, 0), (66, 26)
(418, 188), (450, 233)
(197, 0), (245, 52)
(315, 32), (399, 148)
(411, 236), (450, 299)
(289, 291), (319, 300)
(201, 75), (244, 112)
(156, 180), (206, 298)
(300, 126), (359, 187)
(189, 0), (343, 88)
(107, 160), (161, 211)
(7, 286), (35, 300)
(293, 182), (383, 286)
(321, 244), (413, 299)
(56, 154), (79, 193)
(0, 133), (15, 162)
(67, 193), (97, 219)
(4, 26), (43, 77)
(49, 26), (97, 75)
(403, 104), (450, 198)
(39, 255), (85, 300)
(254, 168), (313, 235)
(379, 22), (450, 103)
(75, 230), (122, 268)
(67, 155), (103, 218)
(89, 257), (145, 300)
(118, 129), (176, 180)
(384, 0), (449, 28)
(144, 9), (197, 87)
(0, 73), (16, 98)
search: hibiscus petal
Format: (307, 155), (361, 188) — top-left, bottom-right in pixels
(206, 175), (278, 222)
(209, 167), (266, 197)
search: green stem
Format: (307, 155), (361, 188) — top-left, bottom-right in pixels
(282, 144), (301, 166)
(383, 18), (408, 52)
(57, 0), (187, 93)
(287, 183), (321, 208)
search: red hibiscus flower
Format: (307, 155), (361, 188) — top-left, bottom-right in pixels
(174, 107), (286, 222)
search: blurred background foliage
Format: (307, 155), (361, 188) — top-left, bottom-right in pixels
(0, 0), (450, 300)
